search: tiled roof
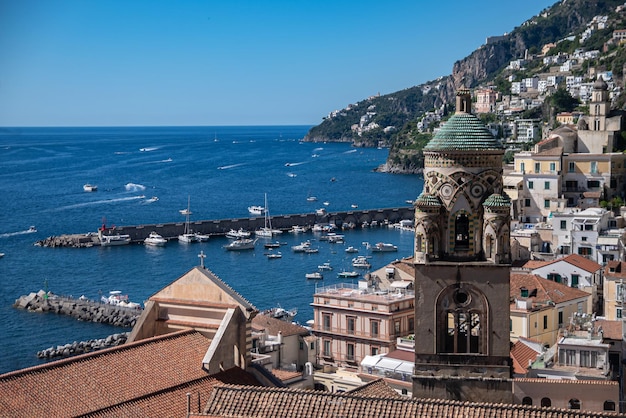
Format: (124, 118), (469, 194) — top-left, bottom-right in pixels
(594, 319), (623, 340)
(415, 193), (442, 207)
(202, 384), (620, 417)
(252, 313), (310, 337)
(521, 259), (551, 270)
(510, 338), (542, 375)
(605, 261), (626, 279)
(424, 113), (503, 151)
(483, 193), (511, 207)
(510, 273), (590, 306)
(347, 378), (402, 398)
(515, 377), (619, 386)
(88, 368), (261, 417)
(0, 330), (214, 417)
(271, 369), (302, 382)
(534, 146), (563, 156)
(528, 254), (602, 274)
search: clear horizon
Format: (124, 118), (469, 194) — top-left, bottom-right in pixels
(1, 0), (556, 127)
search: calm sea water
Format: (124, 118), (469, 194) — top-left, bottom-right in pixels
(0, 126), (423, 373)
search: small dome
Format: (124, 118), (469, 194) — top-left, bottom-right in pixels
(483, 193), (511, 208)
(594, 75), (608, 91)
(415, 193), (442, 207)
(424, 113), (502, 151)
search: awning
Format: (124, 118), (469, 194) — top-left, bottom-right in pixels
(376, 357), (403, 371)
(395, 361), (414, 374)
(598, 236), (619, 245)
(390, 281), (412, 289)
(360, 355), (380, 369)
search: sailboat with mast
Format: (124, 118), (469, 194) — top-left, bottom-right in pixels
(178, 196), (198, 243)
(255, 193), (274, 237)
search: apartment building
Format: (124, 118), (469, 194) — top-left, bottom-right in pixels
(311, 280), (414, 370)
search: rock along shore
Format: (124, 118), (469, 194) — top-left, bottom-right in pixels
(14, 290), (142, 327)
(36, 332), (129, 359)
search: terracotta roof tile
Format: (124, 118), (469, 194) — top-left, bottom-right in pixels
(0, 330), (213, 417)
(530, 254), (602, 274)
(594, 319), (623, 340)
(347, 378), (402, 398)
(271, 369), (302, 382)
(510, 273), (590, 306)
(510, 338), (542, 375)
(605, 261), (626, 279)
(252, 313), (310, 337)
(201, 384), (622, 417)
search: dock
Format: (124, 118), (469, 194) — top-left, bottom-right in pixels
(35, 207), (415, 247)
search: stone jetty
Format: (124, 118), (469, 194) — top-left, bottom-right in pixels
(14, 290), (142, 327)
(35, 233), (99, 248)
(37, 333), (129, 359)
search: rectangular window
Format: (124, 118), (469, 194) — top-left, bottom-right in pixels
(550, 162), (556, 172)
(544, 199), (550, 208)
(394, 320), (401, 335)
(520, 162), (526, 173)
(568, 161), (575, 172)
(543, 315), (548, 330)
(310, 342), (315, 350)
(578, 247), (592, 256)
(525, 198), (531, 207)
(571, 274), (579, 288)
(560, 220), (567, 230)
(371, 346), (379, 356)
(584, 224), (594, 231)
(535, 162), (540, 173)
(323, 340), (331, 357)
(323, 314), (331, 332)
(580, 350), (590, 367)
(528, 181), (534, 189)
(347, 317), (355, 335)
(558, 311), (564, 327)
(371, 320), (379, 338)
(617, 284), (625, 302)
(346, 343), (355, 361)
(408, 317), (414, 332)
(544, 181), (550, 190)
(618, 308), (623, 319)
(577, 302), (583, 314)
(299, 341), (304, 350)
(591, 161), (598, 174)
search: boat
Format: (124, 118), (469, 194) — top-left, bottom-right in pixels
(351, 204), (358, 208)
(264, 241), (281, 249)
(226, 228), (251, 239)
(224, 238), (256, 251)
(100, 233), (131, 246)
(144, 231), (167, 246)
(291, 241), (311, 252)
(352, 256), (371, 269)
(0, 253), (4, 258)
(194, 232), (210, 242)
(248, 205), (265, 216)
(370, 242), (398, 252)
(306, 196), (317, 202)
(178, 196), (198, 243)
(345, 246), (358, 253)
(255, 193), (275, 237)
(318, 262), (333, 271)
(290, 225), (307, 233)
(323, 201), (330, 206)
(101, 291), (141, 309)
(305, 272), (323, 280)
(266, 251), (282, 259)
(146, 196), (159, 203)
(83, 184), (98, 192)
(337, 271), (360, 278)
(304, 247), (319, 253)
(27, 226), (37, 233)
(263, 306), (298, 321)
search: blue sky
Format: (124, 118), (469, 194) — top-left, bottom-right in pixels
(0, 0), (556, 127)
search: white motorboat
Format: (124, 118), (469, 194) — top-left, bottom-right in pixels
(144, 231), (167, 246)
(101, 291), (141, 309)
(266, 251), (282, 259)
(306, 272), (323, 280)
(318, 262), (333, 271)
(352, 256), (371, 269)
(291, 241), (311, 252)
(100, 234), (131, 246)
(345, 246), (358, 253)
(370, 242), (398, 252)
(224, 238), (256, 251)
(351, 204), (358, 208)
(226, 228), (251, 239)
(248, 205), (265, 216)
(178, 196), (198, 243)
(306, 196), (317, 202)
(0, 253), (4, 258)
(263, 306), (297, 321)
(290, 225), (307, 233)
(83, 184), (98, 192)
(194, 232), (210, 242)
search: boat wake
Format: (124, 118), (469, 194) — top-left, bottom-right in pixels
(139, 147), (159, 152)
(284, 161), (306, 167)
(217, 163), (245, 170)
(125, 183), (146, 192)
(313, 147), (324, 152)
(54, 196), (146, 211)
(0, 227), (37, 238)
(343, 149), (357, 154)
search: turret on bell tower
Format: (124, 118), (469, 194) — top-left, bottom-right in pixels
(412, 89), (513, 403)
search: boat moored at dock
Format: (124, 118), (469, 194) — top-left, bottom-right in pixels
(144, 232), (167, 247)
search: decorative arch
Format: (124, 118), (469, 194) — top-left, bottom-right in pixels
(568, 399), (581, 410)
(541, 398), (551, 407)
(604, 400), (616, 411)
(522, 396), (532, 405)
(436, 283), (489, 355)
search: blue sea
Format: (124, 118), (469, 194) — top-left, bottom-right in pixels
(0, 126), (423, 374)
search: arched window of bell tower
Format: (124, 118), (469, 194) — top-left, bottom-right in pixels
(455, 214), (470, 250)
(437, 285), (487, 355)
(485, 234), (493, 258)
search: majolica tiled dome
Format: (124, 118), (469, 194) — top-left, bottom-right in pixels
(482, 193), (511, 207)
(425, 113), (503, 151)
(593, 75), (608, 90)
(415, 193), (442, 207)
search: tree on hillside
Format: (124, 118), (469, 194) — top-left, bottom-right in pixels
(550, 88), (579, 113)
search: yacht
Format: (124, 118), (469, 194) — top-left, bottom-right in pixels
(224, 238), (256, 251)
(248, 205), (265, 216)
(100, 234), (131, 246)
(83, 184), (98, 192)
(370, 242), (398, 252)
(144, 231), (167, 247)
(352, 256), (371, 269)
(305, 272), (323, 280)
(226, 228), (251, 239)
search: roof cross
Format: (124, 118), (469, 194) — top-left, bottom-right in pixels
(198, 251), (206, 268)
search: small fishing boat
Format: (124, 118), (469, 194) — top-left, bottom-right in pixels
(318, 262), (333, 271)
(264, 241), (281, 249)
(266, 252), (282, 259)
(194, 232), (210, 242)
(83, 184), (98, 192)
(345, 246), (358, 253)
(263, 306), (297, 321)
(337, 271), (360, 278)
(369, 242), (398, 252)
(226, 228), (251, 239)
(352, 256), (371, 269)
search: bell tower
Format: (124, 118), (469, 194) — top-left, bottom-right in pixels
(412, 89), (512, 403)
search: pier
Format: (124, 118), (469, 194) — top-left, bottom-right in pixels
(36, 206), (415, 247)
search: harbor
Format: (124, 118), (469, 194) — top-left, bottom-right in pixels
(35, 206), (415, 247)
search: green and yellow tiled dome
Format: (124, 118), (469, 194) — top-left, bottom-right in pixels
(424, 113), (503, 151)
(482, 193), (511, 208)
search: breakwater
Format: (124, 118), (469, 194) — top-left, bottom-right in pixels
(14, 291), (142, 327)
(36, 333), (129, 359)
(35, 206), (415, 247)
